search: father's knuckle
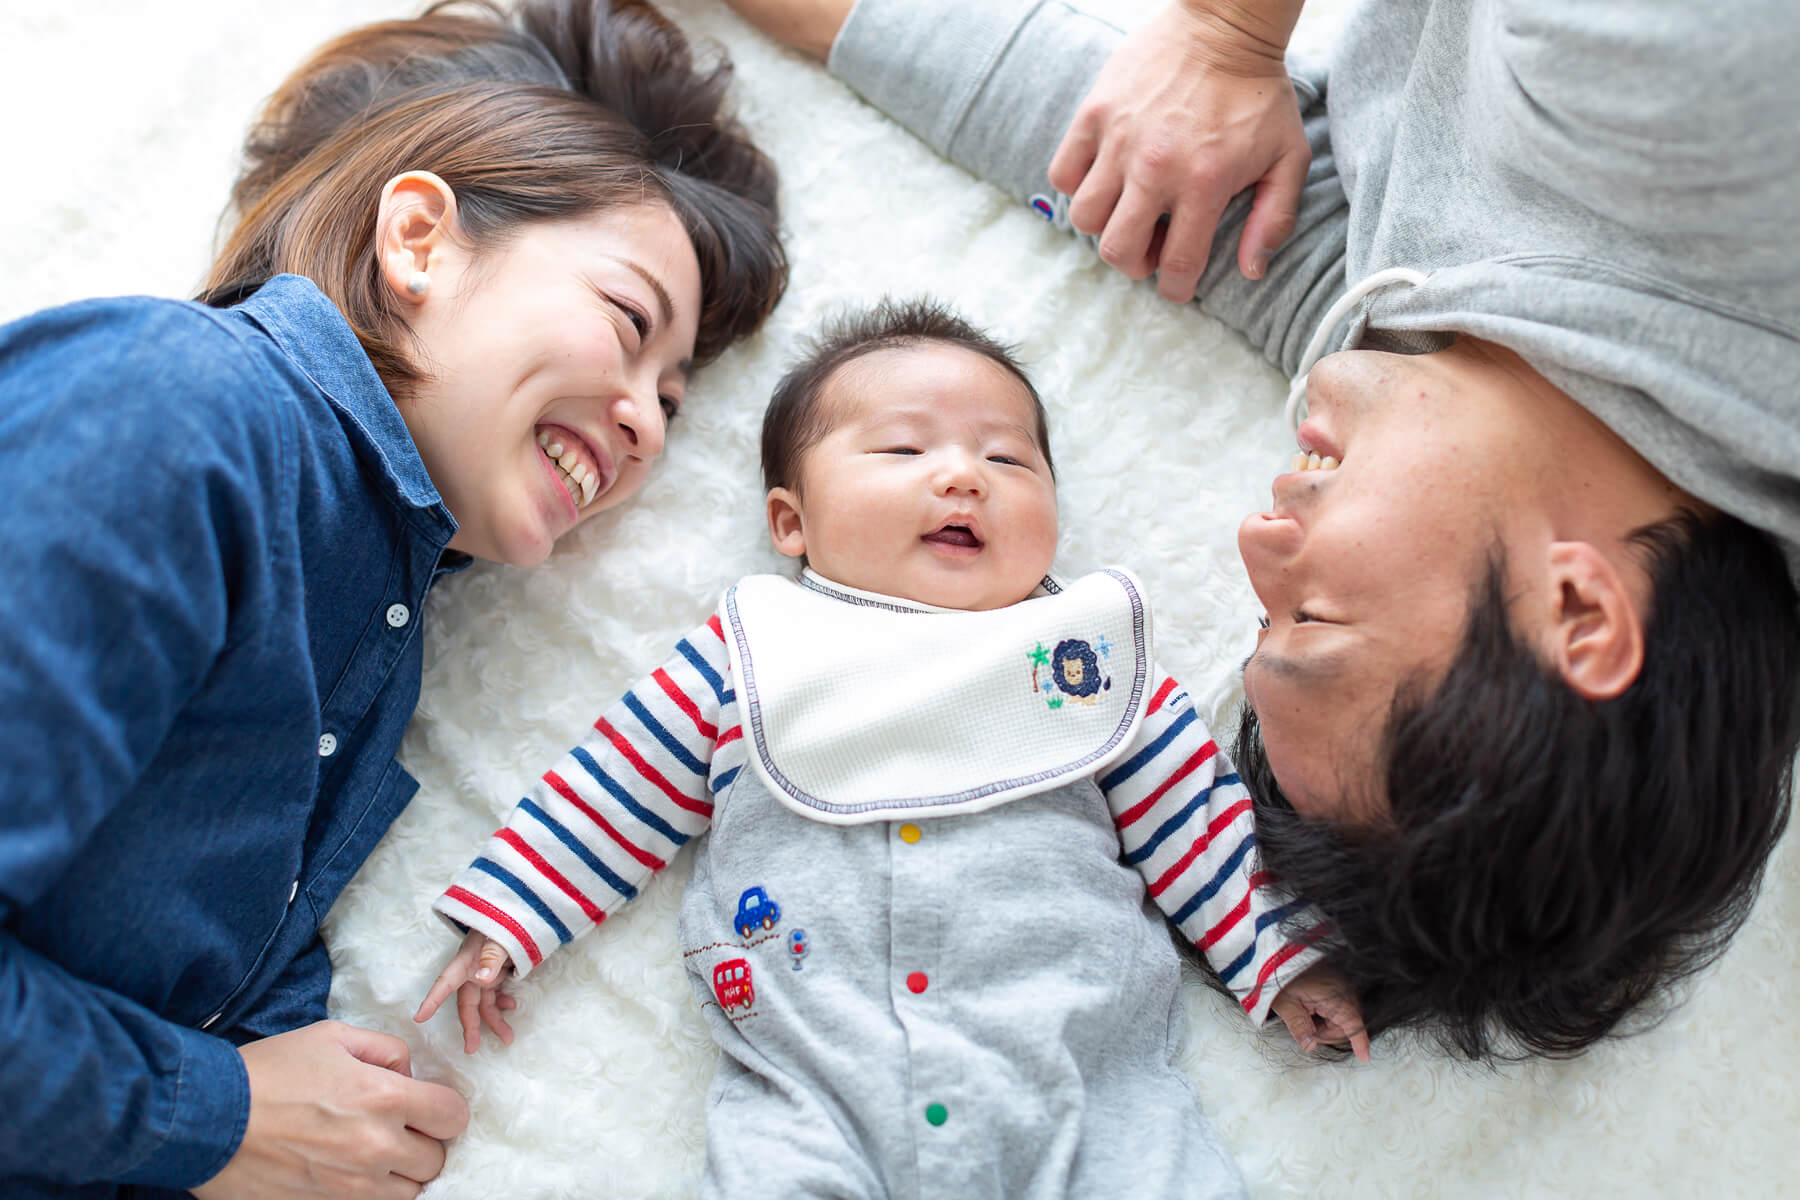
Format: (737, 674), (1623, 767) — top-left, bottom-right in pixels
(1136, 138), (1179, 176)
(1159, 252), (1203, 277)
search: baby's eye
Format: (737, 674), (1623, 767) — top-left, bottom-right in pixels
(659, 395), (680, 422)
(987, 454), (1025, 467)
(877, 446), (921, 455)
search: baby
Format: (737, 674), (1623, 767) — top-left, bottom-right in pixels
(418, 299), (1366, 1198)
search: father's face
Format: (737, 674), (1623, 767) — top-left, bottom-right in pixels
(1236, 339), (1575, 819)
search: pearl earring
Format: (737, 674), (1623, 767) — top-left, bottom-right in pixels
(406, 271), (431, 297)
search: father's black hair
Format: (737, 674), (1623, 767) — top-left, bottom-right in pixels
(760, 297), (1053, 494)
(1231, 509), (1800, 1059)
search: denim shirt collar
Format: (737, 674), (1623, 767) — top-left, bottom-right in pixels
(235, 274), (458, 546)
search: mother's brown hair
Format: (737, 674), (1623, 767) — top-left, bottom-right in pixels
(201, 0), (785, 394)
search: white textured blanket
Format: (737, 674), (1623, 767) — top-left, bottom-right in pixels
(4, 2), (1796, 1196)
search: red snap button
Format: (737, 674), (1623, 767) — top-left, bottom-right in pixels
(907, 971), (929, 994)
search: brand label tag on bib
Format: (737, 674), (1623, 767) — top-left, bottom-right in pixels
(723, 569), (1152, 824)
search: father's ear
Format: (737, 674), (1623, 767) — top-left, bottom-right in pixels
(375, 171), (459, 306)
(1542, 541), (1646, 701)
(765, 487), (807, 559)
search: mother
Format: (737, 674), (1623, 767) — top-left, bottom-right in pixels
(725, 0), (1800, 1057)
(0, 1), (783, 1195)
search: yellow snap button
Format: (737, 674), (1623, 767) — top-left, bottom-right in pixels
(898, 823), (921, 844)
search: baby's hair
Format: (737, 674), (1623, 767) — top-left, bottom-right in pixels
(760, 297), (1052, 494)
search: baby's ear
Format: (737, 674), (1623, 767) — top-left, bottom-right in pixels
(765, 487), (807, 558)
(1543, 541), (1646, 701)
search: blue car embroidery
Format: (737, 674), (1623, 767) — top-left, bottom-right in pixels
(735, 886), (781, 937)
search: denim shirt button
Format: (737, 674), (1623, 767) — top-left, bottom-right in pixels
(317, 732), (338, 757)
(385, 603), (410, 628)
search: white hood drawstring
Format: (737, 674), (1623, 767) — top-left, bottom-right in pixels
(1284, 267), (1429, 433)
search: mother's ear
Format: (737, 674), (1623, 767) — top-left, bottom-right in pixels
(1542, 541), (1646, 701)
(375, 171), (460, 307)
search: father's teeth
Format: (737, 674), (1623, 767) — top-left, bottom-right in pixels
(1320, 455), (1339, 470)
(1292, 452), (1307, 472)
(1289, 451), (1342, 472)
(537, 430), (551, 448)
(548, 442), (566, 458)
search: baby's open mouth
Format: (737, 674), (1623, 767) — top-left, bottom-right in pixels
(923, 523), (982, 549)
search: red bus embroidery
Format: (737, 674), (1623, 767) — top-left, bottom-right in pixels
(712, 958), (755, 1010)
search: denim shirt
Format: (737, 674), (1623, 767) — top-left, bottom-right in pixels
(0, 276), (465, 1194)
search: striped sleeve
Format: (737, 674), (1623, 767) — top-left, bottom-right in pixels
(434, 612), (746, 979)
(1101, 668), (1323, 1024)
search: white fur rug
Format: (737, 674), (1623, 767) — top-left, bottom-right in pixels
(5, 2), (1797, 1196)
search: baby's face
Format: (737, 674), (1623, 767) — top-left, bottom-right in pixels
(766, 344), (1057, 610)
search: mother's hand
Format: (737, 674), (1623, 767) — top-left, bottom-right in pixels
(1049, 0), (1310, 301)
(191, 1021), (468, 1200)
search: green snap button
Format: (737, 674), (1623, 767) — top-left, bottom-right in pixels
(925, 1103), (948, 1126)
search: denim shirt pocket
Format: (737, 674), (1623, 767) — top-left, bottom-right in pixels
(303, 756), (420, 923)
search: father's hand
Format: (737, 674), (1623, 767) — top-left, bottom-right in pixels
(719, 0), (854, 61)
(1049, 0), (1310, 301)
(191, 1020), (468, 1200)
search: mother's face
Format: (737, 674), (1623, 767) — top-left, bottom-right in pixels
(400, 199), (703, 567)
(1237, 340), (1570, 818)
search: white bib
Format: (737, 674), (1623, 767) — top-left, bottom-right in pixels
(722, 569), (1153, 825)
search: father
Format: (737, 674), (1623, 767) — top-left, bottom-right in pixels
(724, 0), (1800, 1056)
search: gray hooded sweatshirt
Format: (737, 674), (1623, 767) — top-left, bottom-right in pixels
(829, 0), (1800, 555)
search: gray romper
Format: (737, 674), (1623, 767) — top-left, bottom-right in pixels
(440, 571), (1318, 1198)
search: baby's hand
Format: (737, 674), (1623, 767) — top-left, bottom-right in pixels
(1270, 964), (1371, 1063)
(414, 929), (518, 1054)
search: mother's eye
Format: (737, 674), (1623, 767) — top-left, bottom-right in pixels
(614, 299), (650, 340)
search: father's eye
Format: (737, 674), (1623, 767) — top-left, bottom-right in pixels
(1293, 610), (1317, 624)
(1257, 613), (1270, 630)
